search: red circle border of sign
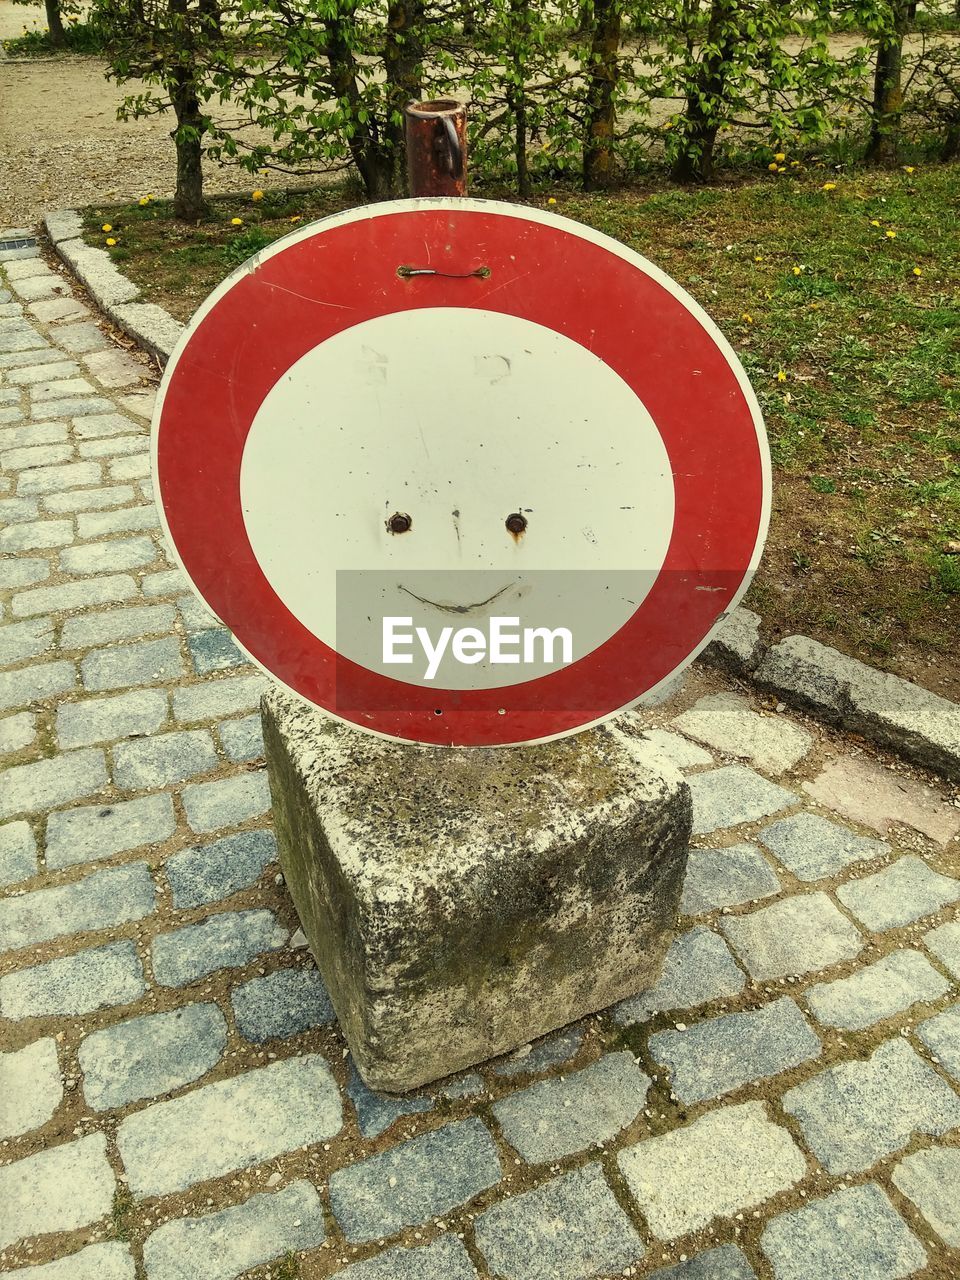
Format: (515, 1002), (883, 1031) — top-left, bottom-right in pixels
(155, 200), (769, 746)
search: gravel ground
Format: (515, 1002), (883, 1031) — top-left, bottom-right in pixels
(0, 0), (274, 229)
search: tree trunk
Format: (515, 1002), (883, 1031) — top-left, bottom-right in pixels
(44, 0), (66, 47)
(671, 0), (735, 182)
(507, 0), (530, 197)
(866, 0), (908, 163)
(583, 0), (622, 191)
(169, 68), (208, 220)
(324, 12), (394, 200)
(384, 0), (425, 196)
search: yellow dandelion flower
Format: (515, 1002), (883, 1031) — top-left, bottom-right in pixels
(741, 312), (753, 324)
(252, 190), (264, 201)
(886, 230), (896, 239)
(777, 166), (786, 173)
(903, 165), (915, 174)
(774, 152), (786, 162)
(105, 237), (117, 246)
(138, 197), (150, 207)
(792, 265), (802, 276)
(101, 223), (112, 232)
(754, 254), (763, 263)
(231, 217), (243, 226)
(912, 266), (922, 276)
(870, 219), (880, 227)
(547, 197), (557, 205)
(767, 162), (778, 172)
(790, 160), (800, 168)
(822, 182), (837, 191)
(289, 215), (301, 223)
(776, 370), (787, 383)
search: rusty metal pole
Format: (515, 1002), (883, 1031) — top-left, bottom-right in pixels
(403, 99), (468, 197)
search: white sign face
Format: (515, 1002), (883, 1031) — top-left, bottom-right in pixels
(154, 198), (770, 746)
(241, 307), (674, 689)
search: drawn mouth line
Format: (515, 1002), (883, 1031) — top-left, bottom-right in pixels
(397, 581), (516, 615)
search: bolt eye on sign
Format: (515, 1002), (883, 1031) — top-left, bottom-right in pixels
(153, 198), (770, 747)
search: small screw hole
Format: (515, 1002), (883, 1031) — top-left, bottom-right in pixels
(387, 512), (412, 534)
(505, 513), (527, 536)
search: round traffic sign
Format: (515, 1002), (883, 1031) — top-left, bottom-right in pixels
(153, 198), (770, 747)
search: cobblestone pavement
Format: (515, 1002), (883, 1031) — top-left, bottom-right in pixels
(2, 244), (960, 1280)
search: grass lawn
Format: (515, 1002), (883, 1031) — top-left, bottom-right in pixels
(83, 164), (960, 697)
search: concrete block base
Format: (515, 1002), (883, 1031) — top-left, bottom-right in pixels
(262, 692), (692, 1091)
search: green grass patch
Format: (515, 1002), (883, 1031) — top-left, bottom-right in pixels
(84, 162), (960, 693)
(2, 21), (106, 56)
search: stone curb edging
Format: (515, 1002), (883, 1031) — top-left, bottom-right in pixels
(45, 208), (184, 364)
(42, 207), (960, 786)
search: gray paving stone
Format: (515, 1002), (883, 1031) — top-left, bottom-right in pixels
(181, 770), (272, 833)
(720, 892), (864, 980)
(231, 966), (335, 1043)
(760, 1184), (925, 1280)
(0, 658), (75, 711)
(783, 1038), (960, 1173)
(0, 404), (24, 424)
(673, 694), (813, 775)
(175, 593), (222, 632)
(0, 709), (36, 753)
(4, 1242), (134, 1279)
(114, 455), (153, 484)
(80, 1002), (228, 1111)
(0, 1133), (116, 1251)
(77, 503), (159, 537)
(0, 347), (65, 370)
(81, 635), (183, 692)
(12, 573), (138, 618)
(0, 514), (70, 555)
(33, 395), (116, 420)
(805, 950), (951, 1030)
(917, 1005), (960, 1080)
(44, 483), (135, 514)
(758, 811), (889, 881)
(492, 1051), (649, 1162)
(17, 459), (101, 496)
(688, 766), (797, 835)
(1, 444), (73, 473)
(681, 843), (781, 914)
(0, 861), (156, 950)
(330, 1117), (502, 1243)
(925, 919), (960, 978)
(78, 433), (149, 460)
(60, 603), (175, 650)
(143, 568), (190, 596)
(0, 326), (46, 352)
(646, 1245), (757, 1280)
(0, 495), (40, 523)
(650, 997), (821, 1104)
(474, 1163), (643, 1280)
(836, 856), (960, 931)
(634, 727), (713, 769)
(0, 940), (146, 1018)
(0, 420), (68, 449)
(337, 1238), (478, 1280)
(173, 674), (269, 722)
(165, 828), (277, 908)
(57, 688), (167, 749)
(46, 793), (176, 868)
(73, 411), (139, 439)
(0, 820), (37, 885)
(5, 361), (78, 386)
(52, 321), (110, 353)
(343, 1057), (434, 1138)
(142, 1179), (325, 1280)
(892, 1147), (960, 1247)
(804, 754), (960, 848)
(114, 728), (218, 789)
(188, 627), (248, 675)
(60, 535), (157, 576)
(0, 557), (49, 591)
(614, 926), (745, 1023)
(117, 1054), (342, 1198)
(152, 909), (288, 986)
(492, 1025), (585, 1078)
(32, 376), (95, 402)
(3, 257), (47, 280)
(618, 1101), (805, 1239)
(0, 746), (107, 819)
(0, 1037), (62, 1138)
(83, 349), (144, 389)
(30, 298), (89, 324)
(218, 713), (264, 761)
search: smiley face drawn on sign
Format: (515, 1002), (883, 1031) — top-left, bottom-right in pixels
(154, 199), (769, 745)
(240, 307), (675, 689)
